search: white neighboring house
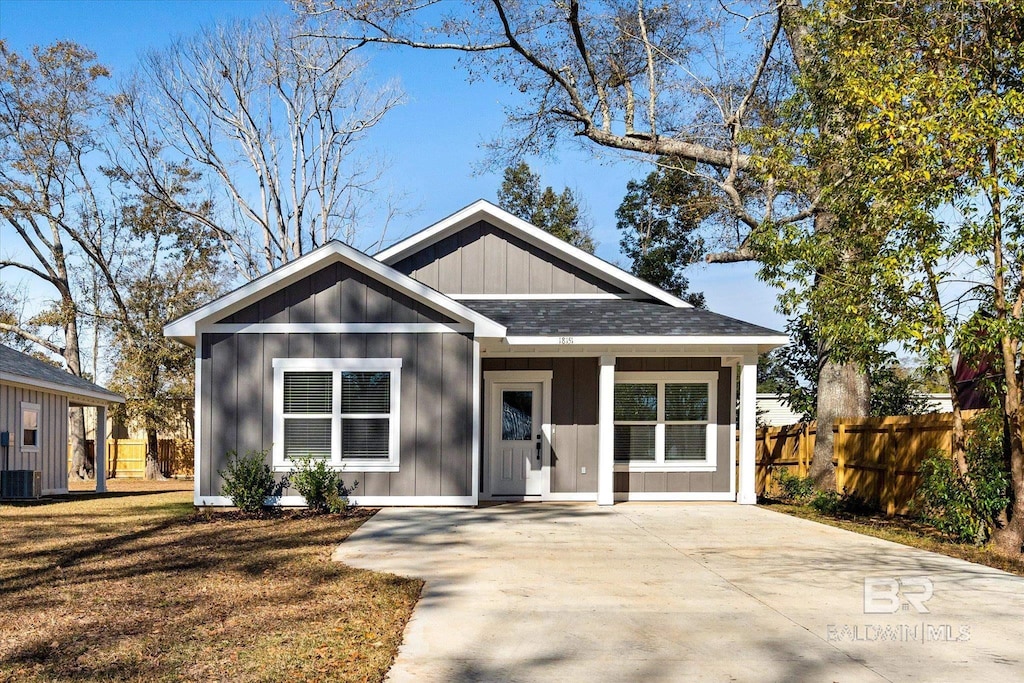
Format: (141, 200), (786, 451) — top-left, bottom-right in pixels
(756, 392), (955, 428)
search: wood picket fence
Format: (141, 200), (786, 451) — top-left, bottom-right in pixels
(68, 439), (193, 479)
(755, 411), (981, 516)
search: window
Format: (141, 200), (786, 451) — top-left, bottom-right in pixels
(20, 402), (40, 451)
(613, 373), (717, 470)
(273, 358), (401, 471)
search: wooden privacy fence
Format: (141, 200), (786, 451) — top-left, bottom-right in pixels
(68, 439), (193, 479)
(755, 411), (981, 516)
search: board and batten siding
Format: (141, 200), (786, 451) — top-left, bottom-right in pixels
(0, 382), (69, 494)
(392, 221), (625, 295)
(482, 357), (733, 495)
(218, 261), (458, 325)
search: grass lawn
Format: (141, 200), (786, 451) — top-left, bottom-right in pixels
(0, 490), (422, 682)
(765, 501), (1024, 577)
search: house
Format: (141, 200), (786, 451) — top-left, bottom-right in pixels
(0, 344), (125, 496)
(165, 200), (788, 507)
(756, 394), (804, 427)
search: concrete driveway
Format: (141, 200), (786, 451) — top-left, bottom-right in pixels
(333, 504), (1024, 682)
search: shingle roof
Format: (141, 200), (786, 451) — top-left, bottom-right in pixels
(0, 344), (124, 402)
(462, 299), (786, 338)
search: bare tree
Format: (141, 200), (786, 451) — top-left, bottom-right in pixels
(297, 0), (868, 487)
(112, 14), (404, 279)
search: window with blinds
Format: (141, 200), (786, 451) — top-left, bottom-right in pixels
(613, 375), (715, 468)
(274, 359), (401, 470)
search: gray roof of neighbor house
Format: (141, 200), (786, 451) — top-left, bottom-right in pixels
(462, 299), (785, 338)
(0, 344), (125, 404)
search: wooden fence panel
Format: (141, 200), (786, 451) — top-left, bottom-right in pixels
(754, 411), (981, 516)
(68, 439), (193, 479)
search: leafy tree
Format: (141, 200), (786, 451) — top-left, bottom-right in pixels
(107, 171), (224, 479)
(497, 162), (595, 252)
(615, 160), (711, 306)
(772, 1), (1024, 554)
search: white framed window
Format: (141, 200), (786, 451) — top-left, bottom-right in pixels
(20, 402), (40, 452)
(272, 358), (401, 471)
(613, 372), (717, 471)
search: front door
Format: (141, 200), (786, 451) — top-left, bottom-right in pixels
(488, 381), (544, 496)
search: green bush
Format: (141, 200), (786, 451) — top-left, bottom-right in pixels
(774, 468), (815, 503)
(289, 457), (358, 514)
(219, 450), (276, 514)
(916, 410), (1010, 544)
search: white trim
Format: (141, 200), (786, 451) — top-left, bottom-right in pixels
(207, 322), (472, 334)
(450, 293), (646, 301)
(471, 339), (482, 505)
(505, 335), (790, 346)
(193, 347), (202, 506)
(195, 495), (477, 507)
(163, 239), (506, 342)
(597, 355), (616, 506)
(738, 355), (758, 505)
(376, 200), (693, 308)
(19, 401), (40, 452)
(615, 492), (737, 502)
(272, 358), (402, 470)
(0, 372), (125, 405)
(482, 370), (553, 499)
(612, 371), (719, 470)
(729, 361), (738, 499)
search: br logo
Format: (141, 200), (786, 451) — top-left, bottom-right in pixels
(863, 577), (934, 614)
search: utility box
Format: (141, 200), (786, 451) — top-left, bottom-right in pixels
(1, 470), (42, 499)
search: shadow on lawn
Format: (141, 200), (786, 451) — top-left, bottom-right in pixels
(0, 502), (419, 682)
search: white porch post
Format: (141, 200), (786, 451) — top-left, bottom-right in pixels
(737, 355), (757, 504)
(94, 405), (107, 494)
(597, 355), (616, 506)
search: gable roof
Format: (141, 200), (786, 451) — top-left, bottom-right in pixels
(164, 239), (507, 344)
(0, 344), (125, 405)
(464, 299), (788, 345)
(375, 200), (693, 309)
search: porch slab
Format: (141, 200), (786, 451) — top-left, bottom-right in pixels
(333, 504), (1024, 682)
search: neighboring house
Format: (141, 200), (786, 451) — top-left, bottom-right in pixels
(165, 200), (788, 507)
(756, 394), (804, 427)
(0, 344), (124, 496)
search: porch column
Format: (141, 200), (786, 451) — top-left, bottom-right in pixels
(597, 355), (616, 506)
(95, 405), (107, 494)
(737, 355), (757, 504)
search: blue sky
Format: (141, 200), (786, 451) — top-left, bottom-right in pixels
(1, 0), (783, 329)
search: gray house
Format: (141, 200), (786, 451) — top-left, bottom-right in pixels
(165, 201), (786, 507)
(0, 344), (124, 496)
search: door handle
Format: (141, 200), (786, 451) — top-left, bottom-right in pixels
(535, 434), (542, 461)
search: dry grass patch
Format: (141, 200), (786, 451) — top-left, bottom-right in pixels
(767, 503), (1024, 577)
(0, 493), (422, 682)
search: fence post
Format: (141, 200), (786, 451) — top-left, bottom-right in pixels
(798, 423), (809, 478)
(885, 424), (897, 517)
(836, 423), (846, 493)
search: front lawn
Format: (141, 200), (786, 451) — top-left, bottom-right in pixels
(766, 502), (1024, 577)
(0, 492), (422, 682)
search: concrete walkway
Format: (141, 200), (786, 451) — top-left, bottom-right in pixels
(333, 504), (1024, 682)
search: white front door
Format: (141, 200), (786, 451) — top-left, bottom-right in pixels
(488, 381), (544, 496)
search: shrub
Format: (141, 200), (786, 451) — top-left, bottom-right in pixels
(809, 490), (841, 515)
(289, 457), (358, 514)
(774, 468), (815, 503)
(220, 450), (276, 514)
(916, 410), (1010, 544)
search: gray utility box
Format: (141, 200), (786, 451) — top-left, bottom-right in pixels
(1, 470), (42, 499)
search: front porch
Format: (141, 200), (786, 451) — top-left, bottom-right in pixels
(476, 343), (762, 506)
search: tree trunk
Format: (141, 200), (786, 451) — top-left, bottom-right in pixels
(810, 358), (870, 490)
(65, 318), (92, 479)
(144, 427), (165, 480)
